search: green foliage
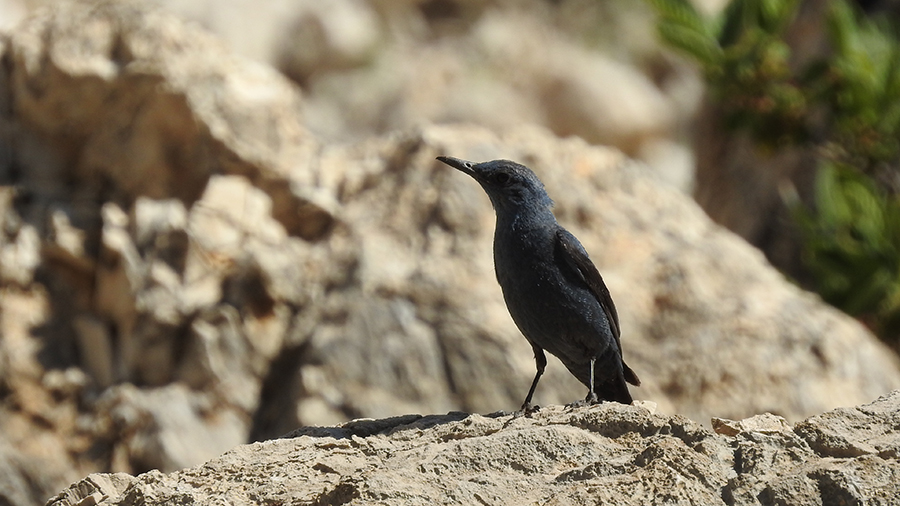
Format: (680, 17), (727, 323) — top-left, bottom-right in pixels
(651, 0), (811, 146)
(794, 163), (900, 336)
(826, 1), (900, 171)
(651, 0), (900, 345)
(648, 0), (722, 66)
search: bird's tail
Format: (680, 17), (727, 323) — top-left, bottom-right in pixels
(593, 360), (639, 404)
(595, 374), (634, 404)
(568, 358), (639, 405)
(624, 361), (640, 386)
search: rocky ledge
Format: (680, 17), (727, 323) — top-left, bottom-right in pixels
(49, 391), (900, 506)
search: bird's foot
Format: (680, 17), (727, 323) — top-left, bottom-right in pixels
(502, 404), (538, 428)
(518, 402), (541, 416)
(566, 393), (600, 409)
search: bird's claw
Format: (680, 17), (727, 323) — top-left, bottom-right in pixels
(518, 402), (541, 416)
(566, 393), (600, 409)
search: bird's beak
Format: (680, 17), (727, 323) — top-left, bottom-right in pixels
(436, 156), (476, 177)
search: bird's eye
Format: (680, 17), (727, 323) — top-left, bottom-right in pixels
(493, 172), (511, 185)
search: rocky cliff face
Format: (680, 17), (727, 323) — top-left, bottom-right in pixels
(48, 391), (900, 506)
(0, 2), (898, 506)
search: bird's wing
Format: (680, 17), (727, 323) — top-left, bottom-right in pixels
(556, 229), (640, 386)
(555, 229), (620, 338)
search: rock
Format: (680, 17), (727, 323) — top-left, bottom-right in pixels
(7, 0), (317, 214)
(1, 3), (899, 505)
(274, 0), (382, 84)
(46, 474), (134, 506)
(0, 188), (40, 286)
(0, 437), (47, 506)
(0, 0), (323, 499)
(92, 384), (246, 473)
(711, 413), (792, 437)
(0, 420), (81, 506)
(0, 0), (26, 32)
(47, 391), (900, 506)
(537, 43), (676, 155)
(143, 1), (687, 157)
(794, 389), (900, 459)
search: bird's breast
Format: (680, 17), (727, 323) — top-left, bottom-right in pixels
(492, 224), (612, 357)
(494, 232), (602, 320)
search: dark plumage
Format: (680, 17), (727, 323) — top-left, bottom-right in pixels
(438, 156), (640, 411)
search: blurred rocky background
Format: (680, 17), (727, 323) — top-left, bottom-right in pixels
(0, 0), (898, 504)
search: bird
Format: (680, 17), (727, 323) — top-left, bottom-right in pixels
(437, 156), (640, 411)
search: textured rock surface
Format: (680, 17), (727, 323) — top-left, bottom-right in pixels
(1, 2), (899, 505)
(48, 391), (900, 506)
(126, 0), (697, 188)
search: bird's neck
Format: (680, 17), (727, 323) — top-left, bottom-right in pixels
(492, 206), (558, 278)
(495, 205), (558, 238)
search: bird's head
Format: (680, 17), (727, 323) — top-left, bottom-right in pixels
(437, 156), (554, 214)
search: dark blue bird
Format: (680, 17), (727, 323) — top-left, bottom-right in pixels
(438, 156), (640, 411)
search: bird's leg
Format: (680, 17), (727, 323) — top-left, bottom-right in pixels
(585, 357), (599, 404)
(521, 346), (547, 414)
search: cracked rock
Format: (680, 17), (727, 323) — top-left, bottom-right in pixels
(48, 392), (900, 506)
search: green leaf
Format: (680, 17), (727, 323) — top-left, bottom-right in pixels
(657, 23), (723, 66)
(649, 0), (723, 66)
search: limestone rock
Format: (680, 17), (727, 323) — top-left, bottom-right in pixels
(6, 0), (318, 221)
(711, 413), (792, 437)
(0, 437), (51, 506)
(47, 391), (900, 506)
(0, 3), (899, 506)
(92, 384), (247, 473)
(794, 390), (900, 459)
(145, 1), (684, 166)
(47, 473), (134, 506)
